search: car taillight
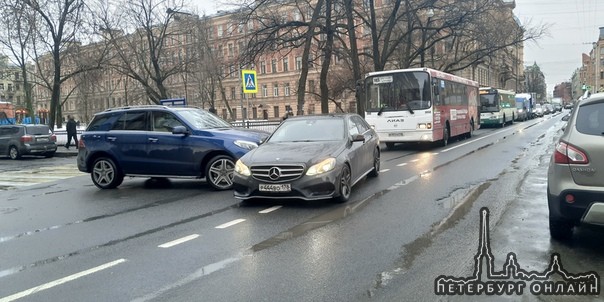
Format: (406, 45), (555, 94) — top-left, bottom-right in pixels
(554, 141), (588, 164)
(78, 137), (85, 149)
(20, 135), (33, 143)
(50, 134), (57, 142)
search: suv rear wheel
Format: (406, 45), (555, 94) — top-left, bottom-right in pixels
(9, 145), (20, 160)
(91, 157), (124, 189)
(206, 155), (235, 190)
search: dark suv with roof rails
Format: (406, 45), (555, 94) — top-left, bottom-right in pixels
(77, 105), (269, 190)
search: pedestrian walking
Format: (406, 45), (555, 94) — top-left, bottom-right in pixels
(65, 115), (78, 149)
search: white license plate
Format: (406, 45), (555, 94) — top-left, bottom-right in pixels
(259, 183), (291, 192)
(37, 138), (48, 142)
(388, 133), (404, 137)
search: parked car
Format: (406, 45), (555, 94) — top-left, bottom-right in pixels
(233, 114), (380, 203)
(547, 93), (604, 240)
(543, 104), (553, 115)
(0, 124), (57, 159)
(77, 105), (269, 189)
(553, 104), (563, 112)
(515, 103), (529, 121)
(533, 104), (544, 117)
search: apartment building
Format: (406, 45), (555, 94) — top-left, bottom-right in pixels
(28, 0), (523, 123)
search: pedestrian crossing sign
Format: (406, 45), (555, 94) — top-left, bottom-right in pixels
(241, 70), (258, 94)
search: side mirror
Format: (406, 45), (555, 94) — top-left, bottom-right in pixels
(351, 134), (365, 143)
(562, 114), (570, 122)
(172, 126), (189, 135)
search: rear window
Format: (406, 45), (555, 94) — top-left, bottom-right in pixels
(25, 126), (50, 135)
(87, 112), (121, 131)
(575, 102), (604, 136)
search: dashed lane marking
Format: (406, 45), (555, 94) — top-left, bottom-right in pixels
(215, 219), (246, 229)
(0, 259), (126, 302)
(158, 234), (200, 248)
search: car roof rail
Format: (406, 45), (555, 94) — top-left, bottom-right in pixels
(103, 105), (169, 112)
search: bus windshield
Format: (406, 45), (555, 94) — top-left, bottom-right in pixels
(365, 71), (432, 112)
(480, 94), (499, 112)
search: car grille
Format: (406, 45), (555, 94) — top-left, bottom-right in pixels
(251, 165), (305, 183)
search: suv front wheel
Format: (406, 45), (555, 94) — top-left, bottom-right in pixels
(91, 157), (124, 189)
(206, 155), (235, 190)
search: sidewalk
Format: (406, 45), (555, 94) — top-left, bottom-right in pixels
(55, 145), (79, 157)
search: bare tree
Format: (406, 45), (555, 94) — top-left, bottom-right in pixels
(96, 0), (198, 105)
(0, 0), (36, 122)
(24, 0), (104, 130)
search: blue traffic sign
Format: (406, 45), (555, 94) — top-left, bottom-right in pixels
(241, 70), (258, 93)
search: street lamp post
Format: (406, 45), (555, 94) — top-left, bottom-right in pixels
(420, 8), (435, 67)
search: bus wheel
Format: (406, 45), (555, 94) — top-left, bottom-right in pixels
(442, 126), (449, 147)
(467, 118), (474, 138)
(500, 115), (506, 128)
(386, 142), (396, 149)
(511, 113), (514, 124)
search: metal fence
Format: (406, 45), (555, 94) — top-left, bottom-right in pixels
(231, 120), (282, 133)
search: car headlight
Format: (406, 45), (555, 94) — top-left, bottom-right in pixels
(234, 160), (251, 176)
(234, 140), (258, 150)
(306, 158), (336, 176)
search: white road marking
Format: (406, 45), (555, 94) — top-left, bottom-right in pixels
(396, 163), (408, 167)
(259, 206), (282, 214)
(431, 152), (439, 155)
(158, 234), (200, 248)
(379, 169), (390, 173)
(215, 219), (246, 229)
(410, 159), (420, 163)
(0, 259), (126, 302)
(441, 126), (520, 152)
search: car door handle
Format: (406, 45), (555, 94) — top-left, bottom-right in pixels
(107, 136), (117, 142)
(148, 138), (159, 143)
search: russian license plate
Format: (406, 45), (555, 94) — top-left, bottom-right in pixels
(259, 183), (291, 192)
(388, 132), (404, 137)
(37, 138), (48, 142)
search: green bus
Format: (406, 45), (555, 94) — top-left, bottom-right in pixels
(479, 88), (517, 127)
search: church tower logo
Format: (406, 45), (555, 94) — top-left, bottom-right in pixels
(435, 208), (600, 296)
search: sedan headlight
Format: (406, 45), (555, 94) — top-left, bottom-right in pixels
(234, 140), (259, 150)
(306, 158), (336, 176)
(234, 160), (251, 176)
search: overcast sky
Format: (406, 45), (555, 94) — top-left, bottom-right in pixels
(191, 0), (603, 94)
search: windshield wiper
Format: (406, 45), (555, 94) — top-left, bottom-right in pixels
(406, 103), (415, 114)
(377, 105), (386, 116)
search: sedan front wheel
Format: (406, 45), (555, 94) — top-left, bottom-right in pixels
(335, 164), (351, 203)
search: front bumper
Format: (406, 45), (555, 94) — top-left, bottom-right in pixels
(376, 130), (433, 143)
(233, 169), (340, 201)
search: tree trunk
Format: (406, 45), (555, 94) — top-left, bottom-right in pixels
(345, 0), (363, 116)
(320, 0), (334, 114)
(296, 0), (325, 115)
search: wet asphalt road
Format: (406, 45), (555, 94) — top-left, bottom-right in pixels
(1, 111), (601, 302)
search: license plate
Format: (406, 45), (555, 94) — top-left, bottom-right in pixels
(388, 132), (404, 137)
(259, 183), (291, 192)
(37, 138), (48, 142)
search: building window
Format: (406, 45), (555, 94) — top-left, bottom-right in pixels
(296, 56), (302, 70)
(273, 83), (279, 97)
(232, 108), (237, 120)
(217, 25), (223, 37)
(308, 80), (315, 93)
(231, 87), (236, 99)
(273, 106), (280, 118)
(308, 104), (315, 114)
(262, 84), (268, 97)
(260, 61), (266, 74)
(284, 83), (290, 96)
(271, 59), (277, 73)
(228, 44), (234, 57)
(283, 57), (289, 72)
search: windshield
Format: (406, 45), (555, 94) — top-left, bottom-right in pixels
(515, 100), (525, 109)
(480, 94), (499, 112)
(176, 108), (232, 129)
(365, 71), (432, 112)
(268, 118), (345, 142)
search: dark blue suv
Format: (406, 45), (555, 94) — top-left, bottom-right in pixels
(77, 105), (269, 190)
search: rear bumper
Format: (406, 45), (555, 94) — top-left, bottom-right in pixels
(21, 143), (57, 154)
